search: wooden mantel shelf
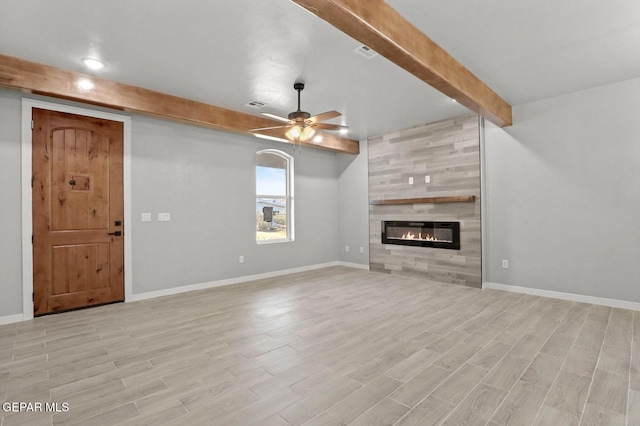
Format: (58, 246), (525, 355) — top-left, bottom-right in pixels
(369, 196), (476, 205)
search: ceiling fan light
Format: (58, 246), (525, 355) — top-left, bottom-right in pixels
(286, 125), (302, 140)
(313, 135), (323, 143)
(300, 126), (316, 141)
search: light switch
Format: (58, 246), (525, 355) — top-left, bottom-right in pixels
(141, 213), (151, 222)
(425, 175), (431, 184)
(158, 213), (171, 222)
(409, 177), (414, 185)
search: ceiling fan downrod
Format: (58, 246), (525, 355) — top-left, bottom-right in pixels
(289, 83), (311, 121)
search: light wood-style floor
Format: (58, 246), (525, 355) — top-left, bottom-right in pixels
(0, 266), (638, 426)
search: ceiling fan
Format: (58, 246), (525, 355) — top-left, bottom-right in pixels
(251, 82), (348, 143)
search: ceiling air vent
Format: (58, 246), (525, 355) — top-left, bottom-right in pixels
(245, 100), (267, 109)
(354, 44), (378, 59)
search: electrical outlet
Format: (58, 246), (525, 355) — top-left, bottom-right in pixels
(239, 255), (244, 264)
(408, 177), (414, 185)
(158, 213), (171, 222)
(345, 245), (350, 252)
(141, 213), (151, 222)
(360, 246), (364, 253)
(502, 259), (509, 269)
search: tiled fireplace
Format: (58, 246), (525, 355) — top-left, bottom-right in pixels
(382, 221), (460, 250)
(368, 115), (481, 287)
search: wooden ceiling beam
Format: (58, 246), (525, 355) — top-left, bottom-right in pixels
(292, 0), (513, 127)
(0, 54), (359, 154)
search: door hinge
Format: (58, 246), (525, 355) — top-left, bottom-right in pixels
(31, 175), (34, 188)
(31, 235), (34, 244)
(31, 120), (34, 130)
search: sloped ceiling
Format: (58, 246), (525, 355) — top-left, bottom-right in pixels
(1, 0), (639, 141)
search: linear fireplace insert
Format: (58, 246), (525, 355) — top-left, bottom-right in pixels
(382, 221), (460, 250)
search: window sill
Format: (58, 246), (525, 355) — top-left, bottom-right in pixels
(256, 238), (293, 245)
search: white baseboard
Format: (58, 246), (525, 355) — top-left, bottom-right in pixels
(337, 261), (370, 270)
(483, 281), (640, 311)
(0, 314), (25, 326)
(128, 261), (353, 302)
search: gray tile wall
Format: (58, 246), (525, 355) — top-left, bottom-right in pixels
(368, 115), (481, 287)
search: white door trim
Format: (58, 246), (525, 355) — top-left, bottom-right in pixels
(21, 99), (133, 321)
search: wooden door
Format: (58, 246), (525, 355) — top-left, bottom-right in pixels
(32, 108), (124, 316)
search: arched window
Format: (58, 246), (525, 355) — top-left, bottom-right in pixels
(256, 149), (294, 243)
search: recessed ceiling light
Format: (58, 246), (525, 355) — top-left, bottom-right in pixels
(451, 98), (457, 103)
(82, 57), (104, 70)
(339, 128), (349, 135)
(76, 79), (94, 91)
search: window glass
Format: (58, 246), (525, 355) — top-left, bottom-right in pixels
(256, 166), (286, 196)
(256, 150), (293, 243)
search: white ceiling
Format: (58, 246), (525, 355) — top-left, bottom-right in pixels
(1, 0), (639, 141)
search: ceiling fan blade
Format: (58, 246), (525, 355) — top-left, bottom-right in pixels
(309, 110), (341, 123)
(314, 123), (348, 131)
(249, 125), (289, 131)
(261, 112), (291, 123)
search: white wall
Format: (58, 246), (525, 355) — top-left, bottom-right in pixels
(337, 140), (369, 266)
(0, 88), (343, 318)
(130, 116), (340, 294)
(0, 89), (23, 316)
(484, 77), (640, 303)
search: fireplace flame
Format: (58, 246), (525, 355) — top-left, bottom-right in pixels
(401, 231), (437, 241)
